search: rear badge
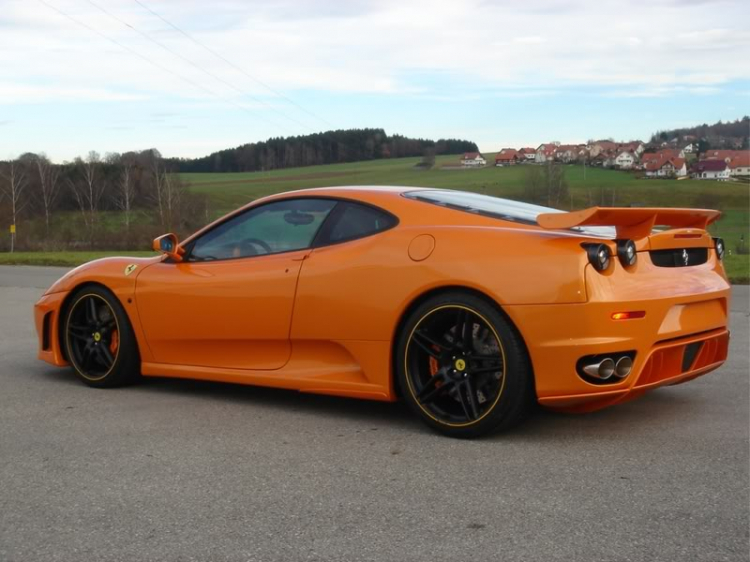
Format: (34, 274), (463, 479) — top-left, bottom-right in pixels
(124, 264), (138, 276)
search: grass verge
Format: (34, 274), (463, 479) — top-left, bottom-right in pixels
(0, 251), (157, 267)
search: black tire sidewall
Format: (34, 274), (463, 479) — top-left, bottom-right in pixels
(396, 292), (532, 438)
(63, 285), (140, 388)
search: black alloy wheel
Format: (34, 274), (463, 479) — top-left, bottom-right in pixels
(397, 292), (533, 438)
(64, 286), (140, 387)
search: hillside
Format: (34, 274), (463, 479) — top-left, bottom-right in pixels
(168, 128), (477, 173)
(650, 117), (749, 149)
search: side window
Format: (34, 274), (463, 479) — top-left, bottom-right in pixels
(190, 198), (336, 261)
(325, 202), (397, 244)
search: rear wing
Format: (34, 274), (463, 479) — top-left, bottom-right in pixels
(536, 207), (721, 240)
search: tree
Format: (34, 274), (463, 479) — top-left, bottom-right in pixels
(68, 150), (105, 245)
(34, 154), (60, 235)
(420, 147), (436, 169)
(114, 156), (136, 238)
(0, 159), (29, 252)
(523, 165), (545, 205)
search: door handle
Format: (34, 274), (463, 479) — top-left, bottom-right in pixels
(291, 252), (311, 262)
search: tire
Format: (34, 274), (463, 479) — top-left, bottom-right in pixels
(62, 285), (141, 388)
(396, 291), (533, 438)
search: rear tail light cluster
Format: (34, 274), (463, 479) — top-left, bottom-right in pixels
(583, 239), (637, 272)
(713, 237), (725, 261)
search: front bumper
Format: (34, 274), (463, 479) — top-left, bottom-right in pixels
(34, 291), (69, 367)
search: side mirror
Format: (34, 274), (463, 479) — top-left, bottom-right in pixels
(153, 233), (185, 262)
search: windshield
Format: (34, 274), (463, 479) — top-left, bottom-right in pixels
(403, 189), (615, 237)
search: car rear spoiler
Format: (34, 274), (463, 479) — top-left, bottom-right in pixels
(536, 207), (721, 240)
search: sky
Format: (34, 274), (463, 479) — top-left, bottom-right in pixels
(1, 0), (749, 162)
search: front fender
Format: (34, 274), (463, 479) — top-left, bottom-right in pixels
(40, 256), (163, 364)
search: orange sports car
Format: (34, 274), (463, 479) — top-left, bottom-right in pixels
(34, 187), (731, 438)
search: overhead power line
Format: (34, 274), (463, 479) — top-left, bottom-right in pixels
(131, 0), (335, 130)
(86, 0), (317, 133)
(37, 0), (294, 134)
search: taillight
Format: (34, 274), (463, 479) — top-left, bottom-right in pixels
(616, 239), (637, 267)
(713, 237), (725, 261)
(583, 243), (611, 272)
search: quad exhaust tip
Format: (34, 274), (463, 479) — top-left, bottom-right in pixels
(582, 358), (615, 380)
(614, 356), (633, 379)
(580, 355), (634, 381)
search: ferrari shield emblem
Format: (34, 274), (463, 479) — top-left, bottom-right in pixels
(124, 264), (138, 276)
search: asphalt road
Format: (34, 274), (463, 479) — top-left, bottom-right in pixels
(1, 265), (748, 562)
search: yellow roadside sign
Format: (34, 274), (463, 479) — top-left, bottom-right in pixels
(9, 224), (15, 234)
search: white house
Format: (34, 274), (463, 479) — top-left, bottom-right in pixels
(729, 153), (750, 176)
(645, 157), (687, 178)
(691, 160), (730, 180)
(683, 143), (697, 154)
(461, 152), (486, 167)
(614, 151), (637, 169)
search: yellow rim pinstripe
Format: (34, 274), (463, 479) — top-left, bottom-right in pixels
(65, 293), (121, 382)
(404, 304), (507, 428)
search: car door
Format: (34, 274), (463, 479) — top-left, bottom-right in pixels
(291, 200), (401, 342)
(136, 198), (337, 371)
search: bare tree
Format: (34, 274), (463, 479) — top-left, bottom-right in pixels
(161, 168), (184, 231)
(68, 151), (104, 242)
(114, 158), (136, 236)
(148, 156), (166, 228)
(0, 159), (30, 252)
(35, 154), (60, 234)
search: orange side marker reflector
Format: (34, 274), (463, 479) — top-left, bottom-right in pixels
(611, 311), (646, 320)
(674, 233), (702, 239)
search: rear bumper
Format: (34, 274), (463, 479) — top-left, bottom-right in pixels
(505, 263), (731, 412)
(34, 291), (69, 367)
(535, 328), (728, 412)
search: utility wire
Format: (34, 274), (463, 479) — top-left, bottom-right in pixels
(37, 0), (293, 134)
(86, 0), (317, 133)
(131, 0), (335, 130)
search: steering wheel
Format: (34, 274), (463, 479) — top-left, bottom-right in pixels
(241, 238), (273, 255)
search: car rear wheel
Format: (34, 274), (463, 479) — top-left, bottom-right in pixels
(63, 286), (140, 388)
(396, 292), (533, 438)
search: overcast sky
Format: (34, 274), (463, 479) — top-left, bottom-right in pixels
(1, 0), (749, 162)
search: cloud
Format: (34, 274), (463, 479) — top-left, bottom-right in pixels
(0, 83), (147, 104)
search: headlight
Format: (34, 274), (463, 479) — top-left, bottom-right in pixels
(584, 243), (611, 272)
(713, 237), (725, 260)
(616, 239), (637, 267)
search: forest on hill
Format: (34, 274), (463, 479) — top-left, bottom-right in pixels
(167, 128), (478, 173)
(650, 116), (749, 149)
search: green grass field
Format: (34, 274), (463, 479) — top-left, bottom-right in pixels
(0, 251), (156, 267)
(1, 154), (748, 281)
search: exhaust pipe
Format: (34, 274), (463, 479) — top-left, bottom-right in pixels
(582, 358), (615, 380)
(614, 356), (633, 379)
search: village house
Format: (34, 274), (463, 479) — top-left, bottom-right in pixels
(461, 152), (486, 167)
(683, 143), (697, 154)
(535, 143), (559, 163)
(729, 152), (750, 176)
(495, 149), (519, 166)
(590, 152), (615, 167)
(588, 141), (618, 158)
(701, 149), (739, 162)
(518, 147), (536, 162)
(691, 160), (730, 180)
(644, 156), (687, 178)
(614, 150), (637, 169)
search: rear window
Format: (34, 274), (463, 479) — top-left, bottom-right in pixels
(403, 189), (562, 225)
(403, 189), (614, 237)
